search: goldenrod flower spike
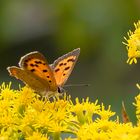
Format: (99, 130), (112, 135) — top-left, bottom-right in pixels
(1, 83), (140, 139)
(123, 20), (140, 64)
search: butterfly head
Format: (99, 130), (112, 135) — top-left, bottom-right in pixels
(44, 87), (65, 98)
(58, 87), (65, 94)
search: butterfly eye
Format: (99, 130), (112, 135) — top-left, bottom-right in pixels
(58, 87), (65, 93)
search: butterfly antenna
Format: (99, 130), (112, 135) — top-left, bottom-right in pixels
(64, 84), (90, 87)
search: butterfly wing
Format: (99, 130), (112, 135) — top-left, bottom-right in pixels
(7, 66), (51, 96)
(51, 48), (80, 86)
(8, 51), (57, 92)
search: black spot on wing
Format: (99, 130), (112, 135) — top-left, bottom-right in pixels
(25, 58), (31, 63)
(34, 60), (42, 64)
(25, 59), (29, 63)
(30, 64), (34, 67)
(35, 64), (39, 67)
(64, 67), (70, 70)
(30, 69), (35, 72)
(55, 68), (60, 72)
(59, 63), (63, 66)
(42, 69), (48, 72)
(67, 58), (75, 62)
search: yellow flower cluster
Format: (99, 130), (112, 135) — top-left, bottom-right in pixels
(0, 83), (140, 140)
(123, 20), (140, 64)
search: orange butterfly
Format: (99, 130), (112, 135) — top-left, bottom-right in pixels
(7, 48), (80, 97)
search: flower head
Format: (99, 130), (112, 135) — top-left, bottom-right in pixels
(123, 20), (140, 64)
(0, 82), (140, 139)
(25, 132), (48, 140)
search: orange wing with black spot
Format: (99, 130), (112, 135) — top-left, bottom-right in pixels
(51, 48), (80, 86)
(7, 66), (51, 96)
(8, 51), (57, 93)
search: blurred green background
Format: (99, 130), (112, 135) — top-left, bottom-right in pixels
(0, 0), (140, 122)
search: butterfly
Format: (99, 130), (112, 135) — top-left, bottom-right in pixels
(7, 48), (80, 97)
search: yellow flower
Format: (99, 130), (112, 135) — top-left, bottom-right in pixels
(1, 82), (140, 139)
(133, 94), (140, 121)
(123, 20), (140, 64)
(17, 86), (35, 106)
(97, 103), (116, 120)
(109, 123), (136, 140)
(131, 122), (140, 139)
(76, 123), (109, 140)
(0, 127), (20, 140)
(65, 138), (77, 140)
(26, 132), (48, 140)
(71, 98), (100, 124)
(0, 82), (16, 100)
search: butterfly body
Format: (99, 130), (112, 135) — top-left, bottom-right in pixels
(7, 48), (80, 97)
